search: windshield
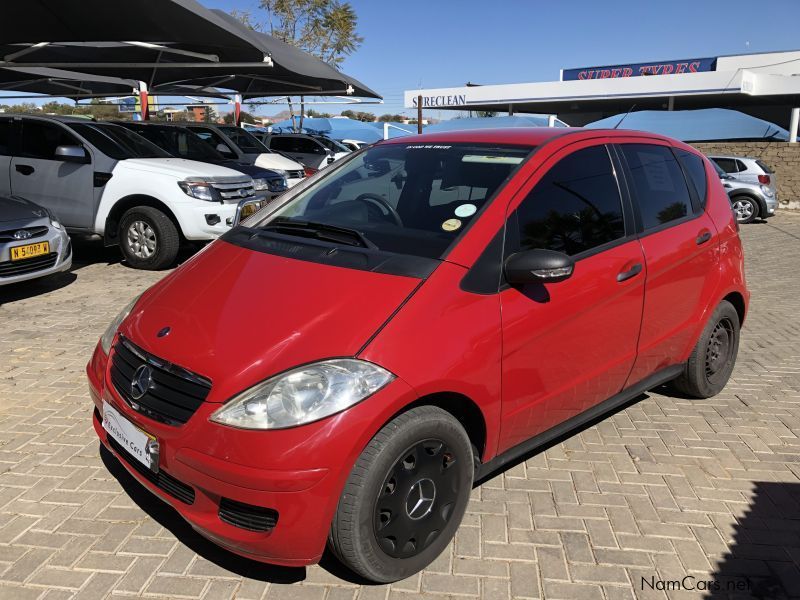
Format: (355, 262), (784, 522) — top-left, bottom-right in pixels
(125, 125), (222, 161)
(218, 126), (270, 153)
(248, 142), (533, 260)
(68, 123), (171, 160)
(315, 136), (350, 153)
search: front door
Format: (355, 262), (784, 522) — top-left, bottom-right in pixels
(10, 119), (94, 229)
(498, 143), (645, 453)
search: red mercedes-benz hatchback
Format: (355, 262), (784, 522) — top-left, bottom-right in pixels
(87, 128), (748, 582)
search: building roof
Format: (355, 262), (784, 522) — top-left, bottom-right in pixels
(405, 50), (800, 128)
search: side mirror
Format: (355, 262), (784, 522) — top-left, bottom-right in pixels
(504, 249), (574, 285)
(216, 143), (234, 155)
(55, 145), (88, 163)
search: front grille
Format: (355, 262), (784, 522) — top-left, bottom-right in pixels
(0, 253), (57, 277)
(109, 337), (211, 426)
(107, 435), (195, 504)
(0, 226), (48, 242)
(219, 498), (278, 532)
(286, 169), (304, 180)
(211, 179), (256, 200)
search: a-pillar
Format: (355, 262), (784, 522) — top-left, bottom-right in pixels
(790, 107), (799, 143)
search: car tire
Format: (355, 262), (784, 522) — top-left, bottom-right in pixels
(730, 195), (759, 224)
(672, 300), (740, 398)
(329, 406), (474, 583)
(118, 207), (180, 270)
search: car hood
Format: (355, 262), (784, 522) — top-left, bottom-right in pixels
(121, 239), (422, 403)
(0, 196), (48, 225)
(118, 158), (248, 179)
(254, 153), (304, 172)
(220, 161), (281, 179)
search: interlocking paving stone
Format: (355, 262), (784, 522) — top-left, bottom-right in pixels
(1, 215), (800, 598)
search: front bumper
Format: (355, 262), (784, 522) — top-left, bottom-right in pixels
(179, 197), (268, 240)
(86, 341), (416, 566)
(0, 226), (72, 286)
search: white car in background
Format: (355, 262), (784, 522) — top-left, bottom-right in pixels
(181, 123), (308, 185)
(0, 115), (263, 270)
(259, 133), (351, 170)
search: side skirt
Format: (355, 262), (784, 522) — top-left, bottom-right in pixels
(475, 364), (684, 482)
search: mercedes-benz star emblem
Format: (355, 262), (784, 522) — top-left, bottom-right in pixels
(405, 478), (436, 520)
(130, 365), (153, 400)
(13, 230), (32, 240)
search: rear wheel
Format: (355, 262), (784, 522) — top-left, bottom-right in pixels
(672, 300), (740, 398)
(329, 406), (473, 583)
(118, 206), (180, 270)
(731, 196), (759, 224)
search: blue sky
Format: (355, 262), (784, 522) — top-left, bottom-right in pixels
(202, 0), (800, 118)
(4, 1), (799, 119)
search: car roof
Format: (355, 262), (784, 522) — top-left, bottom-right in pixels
(380, 127), (680, 147)
(707, 155), (758, 161)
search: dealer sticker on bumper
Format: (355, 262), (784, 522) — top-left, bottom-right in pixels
(102, 401), (159, 473)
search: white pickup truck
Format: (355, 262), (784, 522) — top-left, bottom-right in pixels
(0, 115), (264, 269)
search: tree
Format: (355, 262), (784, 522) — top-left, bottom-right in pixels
(340, 109), (374, 122)
(223, 110), (258, 124)
(232, 0), (363, 68)
(475, 110), (497, 118)
(378, 113), (405, 122)
(307, 108), (332, 118)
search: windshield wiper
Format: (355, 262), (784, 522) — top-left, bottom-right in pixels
(260, 218), (377, 249)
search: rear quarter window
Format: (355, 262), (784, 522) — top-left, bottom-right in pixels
(676, 150), (708, 208)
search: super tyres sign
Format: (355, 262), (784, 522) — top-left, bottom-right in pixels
(562, 57), (717, 81)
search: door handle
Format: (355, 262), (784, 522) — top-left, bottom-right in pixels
(617, 262), (643, 282)
(15, 164), (34, 176)
(696, 230), (712, 245)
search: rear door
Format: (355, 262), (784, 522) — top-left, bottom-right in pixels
(10, 119), (95, 229)
(498, 142), (646, 452)
(615, 143), (720, 385)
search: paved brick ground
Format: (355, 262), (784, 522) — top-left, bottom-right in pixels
(1, 214), (800, 600)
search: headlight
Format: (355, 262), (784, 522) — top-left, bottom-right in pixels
(178, 179), (216, 201)
(210, 359), (395, 429)
(267, 177), (288, 193)
(760, 185), (774, 197)
(99, 295), (141, 354)
(47, 210), (63, 230)
(252, 177), (269, 191)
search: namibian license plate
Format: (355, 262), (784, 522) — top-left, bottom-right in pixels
(102, 401), (159, 473)
(10, 241), (49, 261)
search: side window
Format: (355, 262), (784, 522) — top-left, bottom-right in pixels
(713, 158), (738, 173)
(298, 138), (325, 154)
(676, 150), (707, 208)
(21, 120), (80, 160)
(0, 119), (11, 155)
(193, 128), (231, 152)
(513, 145), (626, 256)
(735, 160), (748, 173)
(620, 144), (693, 230)
(269, 136), (294, 152)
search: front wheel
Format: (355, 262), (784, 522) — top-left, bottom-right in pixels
(118, 206), (180, 270)
(329, 406), (474, 583)
(672, 300), (740, 398)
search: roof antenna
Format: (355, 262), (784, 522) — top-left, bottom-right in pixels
(613, 104), (637, 129)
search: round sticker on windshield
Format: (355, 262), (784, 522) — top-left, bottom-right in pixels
(442, 218), (462, 232)
(455, 203), (477, 218)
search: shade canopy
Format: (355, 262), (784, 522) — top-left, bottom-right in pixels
(0, 68), (138, 99)
(424, 115), (568, 133)
(269, 117), (384, 142)
(0, 1), (380, 100)
(585, 109), (789, 141)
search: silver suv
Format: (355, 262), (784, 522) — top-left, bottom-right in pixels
(710, 161), (777, 223)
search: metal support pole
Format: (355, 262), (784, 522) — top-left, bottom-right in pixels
(417, 95), (423, 134)
(790, 107), (799, 143)
(508, 104), (514, 116)
(667, 96), (675, 111)
(547, 115), (556, 128)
